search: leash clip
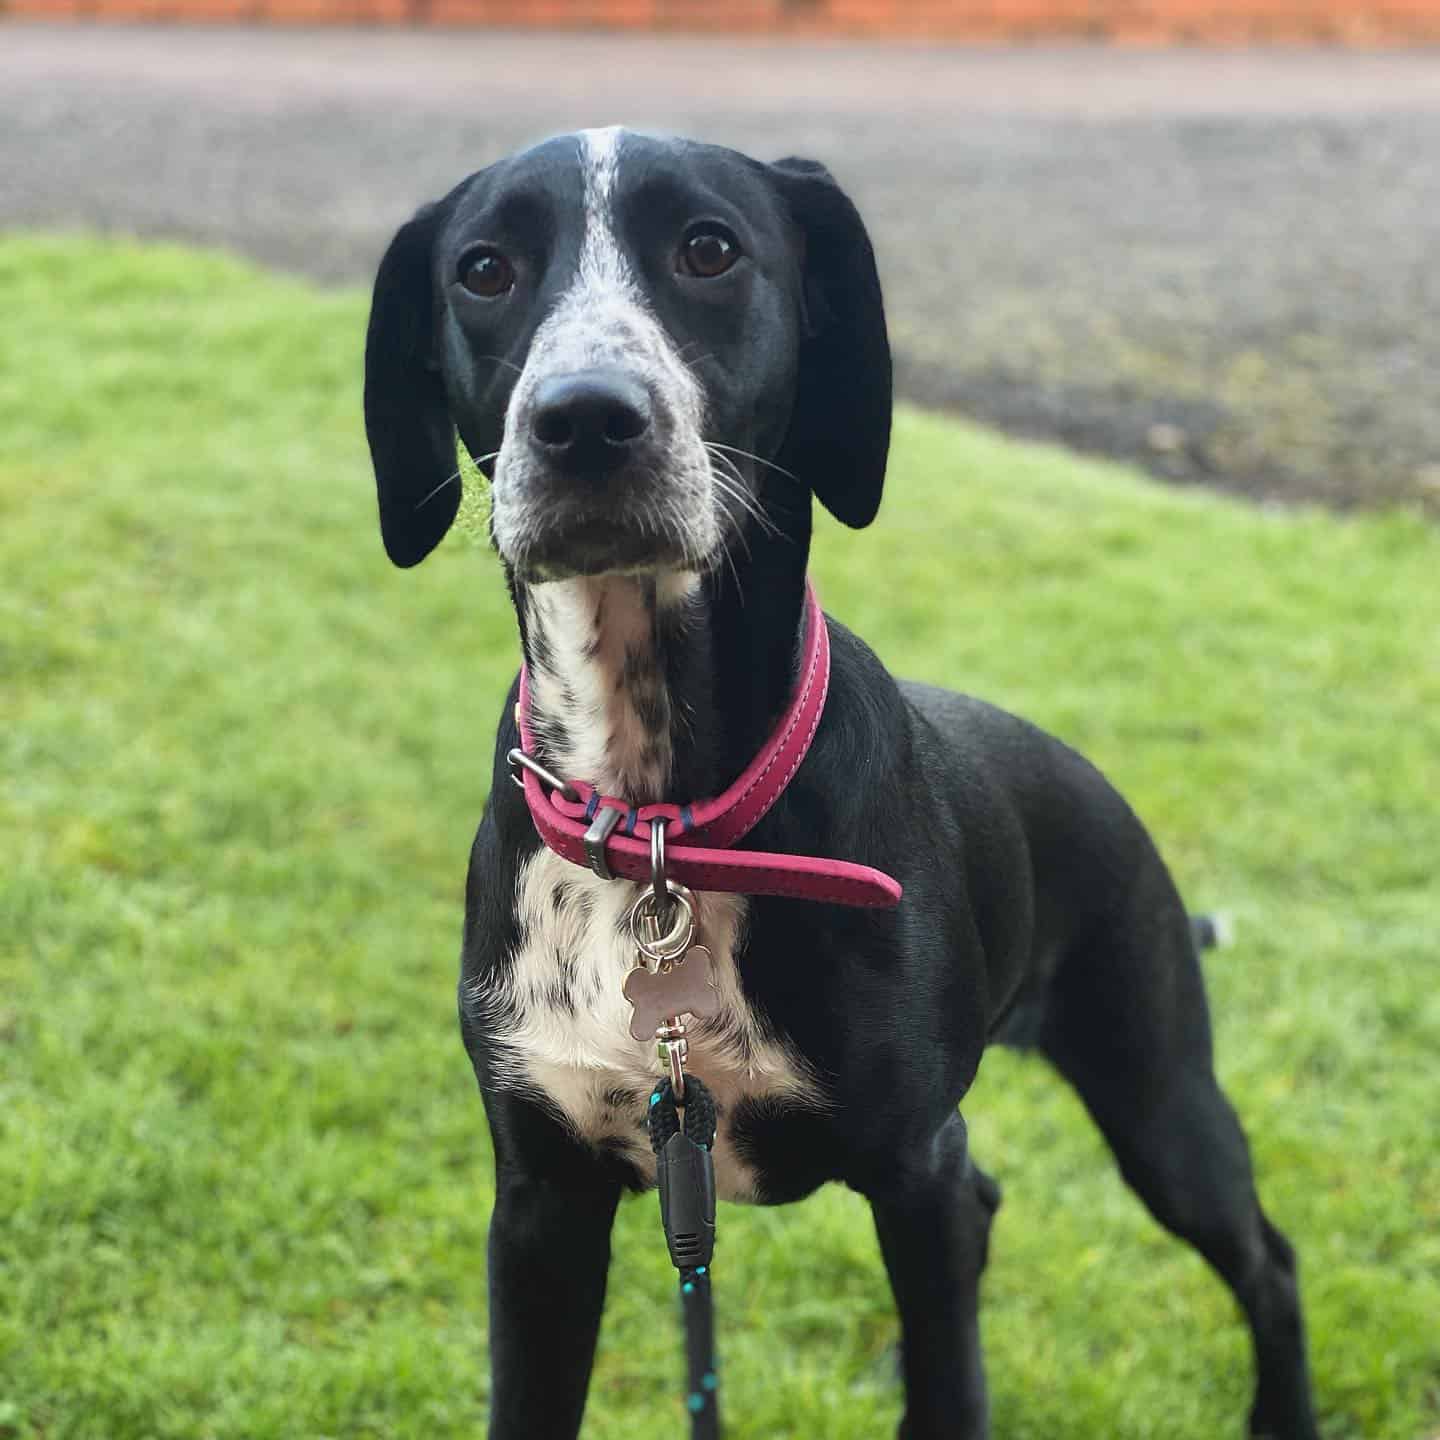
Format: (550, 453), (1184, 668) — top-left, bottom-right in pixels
(647, 1075), (721, 1435)
(660, 1027), (689, 1102)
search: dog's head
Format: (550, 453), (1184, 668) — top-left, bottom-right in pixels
(364, 129), (890, 578)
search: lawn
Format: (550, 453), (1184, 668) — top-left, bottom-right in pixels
(1, 234), (1436, 1440)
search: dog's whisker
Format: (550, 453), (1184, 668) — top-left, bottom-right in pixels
(710, 455), (757, 504)
(413, 449), (503, 513)
(415, 470), (462, 511)
(718, 530), (745, 603)
(710, 475), (769, 548)
(700, 476), (754, 564)
(708, 462), (783, 541)
(704, 444), (786, 526)
(474, 355), (525, 376)
(705, 442), (799, 484)
(706, 446), (747, 486)
(652, 473), (682, 549)
(654, 495), (696, 570)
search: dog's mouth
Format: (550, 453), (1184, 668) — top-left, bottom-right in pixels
(492, 453), (724, 584)
(510, 512), (697, 582)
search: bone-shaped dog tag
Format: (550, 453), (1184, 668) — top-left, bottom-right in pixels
(624, 948), (717, 1042)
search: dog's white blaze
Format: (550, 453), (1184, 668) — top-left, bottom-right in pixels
(474, 848), (823, 1203)
(579, 124), (624, 281)
(488, 127), (717, 571)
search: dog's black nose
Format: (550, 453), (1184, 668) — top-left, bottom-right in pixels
(530, 370), (653, 474)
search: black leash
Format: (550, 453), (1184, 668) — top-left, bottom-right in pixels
(648, 1074), (720, 1438)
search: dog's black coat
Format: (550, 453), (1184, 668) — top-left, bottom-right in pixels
(365, 132), (1318, 1439)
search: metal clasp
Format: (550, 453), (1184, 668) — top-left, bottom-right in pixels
(583, 805), (623, 881)
(659, 1026), (688, 1102)
(646, 819), (688, 1102)
(650, 817), (673, 917)
(626, 881), (696, 970)
(507, 747), (580, 804)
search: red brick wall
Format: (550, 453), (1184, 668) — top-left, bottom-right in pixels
(6, 0), (1439, 41)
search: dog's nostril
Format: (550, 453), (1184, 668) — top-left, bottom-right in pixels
(605, 405), (648, 445)
(530, 370), (653, 469)
(533, 408), (576, 448)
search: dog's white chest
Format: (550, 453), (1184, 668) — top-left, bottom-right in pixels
(475, 848), (821, 1202)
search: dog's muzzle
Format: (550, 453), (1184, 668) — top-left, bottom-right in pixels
(493, 363), (712, 579)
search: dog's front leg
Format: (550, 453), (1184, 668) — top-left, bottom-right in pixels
(486, 1160), (622, 1440)
(867, 1112), (999, 1440)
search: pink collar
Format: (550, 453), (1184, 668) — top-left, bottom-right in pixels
(513, 580), (903, 908)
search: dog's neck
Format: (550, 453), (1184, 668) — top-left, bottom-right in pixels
(516, 504), (812, 805)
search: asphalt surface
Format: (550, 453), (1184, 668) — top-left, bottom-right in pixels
(4, 27), (1439, 510)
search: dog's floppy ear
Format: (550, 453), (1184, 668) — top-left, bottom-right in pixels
(364, 201), (458, 568)
(768, 157), (892, 529)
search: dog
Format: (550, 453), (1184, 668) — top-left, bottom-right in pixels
(363, 128), (1318, 1439)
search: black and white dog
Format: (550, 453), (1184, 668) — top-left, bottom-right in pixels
(363, 128), (1317, 1439)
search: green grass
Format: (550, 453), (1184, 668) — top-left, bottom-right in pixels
(2, 233), (1437, 1440)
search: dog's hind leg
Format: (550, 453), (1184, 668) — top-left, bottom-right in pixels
(866, 1112), (1000, 1440)
(1038, 857), (1318, 1440)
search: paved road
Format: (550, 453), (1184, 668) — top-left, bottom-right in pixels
(4, 27), (1439, 509)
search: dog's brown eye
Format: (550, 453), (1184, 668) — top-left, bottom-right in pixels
(680, 227), (740, 279)
(459, 248), (515, 298)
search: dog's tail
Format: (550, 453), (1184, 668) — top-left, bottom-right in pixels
(1190, 912), (1235, 953)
